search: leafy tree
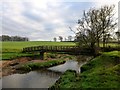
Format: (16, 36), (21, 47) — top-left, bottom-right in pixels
(1, 35), (11, 41)
(0, 35), (29, 41)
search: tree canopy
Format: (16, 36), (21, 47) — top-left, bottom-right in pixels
(0, 35), (29, 41)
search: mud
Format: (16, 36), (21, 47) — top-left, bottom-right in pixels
(0, 57), (49, 78)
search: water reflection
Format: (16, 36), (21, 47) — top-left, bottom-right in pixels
(48, 55), (93, 73)
(48, 60), (79, 73)
(76, 55), (93, 73)
(2, 70), (61, 88)
(36, 69), (62, 77)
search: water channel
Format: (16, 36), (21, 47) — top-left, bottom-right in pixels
(1, 56), (92, 88)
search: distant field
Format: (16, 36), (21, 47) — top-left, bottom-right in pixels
(2, 41), (76, 52)
(99, 43), (119, 47)
(1, 41), (75, 60)
(2, 41), (118, 52)
(1, 41), (119, 60)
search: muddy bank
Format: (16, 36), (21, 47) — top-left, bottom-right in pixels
(1, 57), (57, 77)
(1, 57), (32, 77)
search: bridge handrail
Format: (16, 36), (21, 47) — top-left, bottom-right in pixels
(22, 45), (79, 52)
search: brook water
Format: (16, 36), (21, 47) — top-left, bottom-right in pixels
(1, 56), (92, 88)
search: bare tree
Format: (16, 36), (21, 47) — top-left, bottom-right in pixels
(59, 36), (63, 42)
(116, 31), (120, 44)
(75, 5), (117, 55)
(98, 5), (117, 47)
(105, 33), (111, 47)
(53, 37), (57, 42)
(68, 36), (72, 41)
(64, 37), (67, 41)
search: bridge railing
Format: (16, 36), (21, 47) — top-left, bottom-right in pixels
(22, 46), (79, 53)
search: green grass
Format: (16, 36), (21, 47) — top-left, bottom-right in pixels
(80, 51), (120, 88)
(2, 41), (75, 52)
(19, 59), (66, 71)
(50, 70), (79, 89)
(1, 41), (75, 60)
(99, 43), (119, 47)
(51, 51), (120, 89)
(1, 52), (37, 60)
(103, 51), (120, 57)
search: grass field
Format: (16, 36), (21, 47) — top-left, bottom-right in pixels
(1, 41), (75, 60)
(2, 41), (75, 52)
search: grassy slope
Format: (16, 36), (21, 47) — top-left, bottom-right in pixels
(51, 51), (120, 89)
(1, 41), (75, 60)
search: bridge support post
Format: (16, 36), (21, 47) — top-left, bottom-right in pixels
(40, 51), (44, 60)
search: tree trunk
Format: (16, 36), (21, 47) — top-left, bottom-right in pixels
(97, 38), (100, 47)
(90, 42), (96, 56)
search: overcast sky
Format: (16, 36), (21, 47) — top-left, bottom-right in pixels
(1, 0), (119, 41)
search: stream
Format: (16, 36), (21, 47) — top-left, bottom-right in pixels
(1, 56), (92, 88)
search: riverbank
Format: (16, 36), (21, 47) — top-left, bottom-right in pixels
(50, 51), (120, 89)
(1, 53), (75, 78)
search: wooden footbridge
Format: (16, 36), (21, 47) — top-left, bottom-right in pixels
(22, 45), (120, 60)
(22, 46), (81, 60)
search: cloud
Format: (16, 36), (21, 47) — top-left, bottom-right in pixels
(1, 0), (118, 41)
(23, 11), (43, 22)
